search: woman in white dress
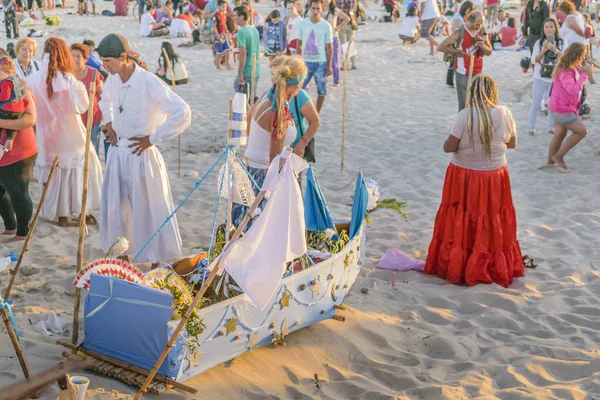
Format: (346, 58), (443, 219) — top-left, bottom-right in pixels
(26, 37), (103, 227)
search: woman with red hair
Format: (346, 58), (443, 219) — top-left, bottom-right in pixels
(26, 37), (103, 227)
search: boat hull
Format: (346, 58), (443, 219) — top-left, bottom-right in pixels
(81, 225), (366, 382)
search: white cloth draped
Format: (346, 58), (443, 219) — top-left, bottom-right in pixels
(221, 150), (309, 309)
(98, 65), (191, 263)
(26, 61), (103, 219)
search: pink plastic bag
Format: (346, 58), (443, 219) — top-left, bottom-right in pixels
(376, 248), (425, 272)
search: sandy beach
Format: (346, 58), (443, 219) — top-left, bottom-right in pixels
(1, 2), (600, 399)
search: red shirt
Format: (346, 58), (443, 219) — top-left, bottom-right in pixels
(177, 13), (196, 29)
(0, 88), (37, 167)
(194, 0), (207, 10)
(0, 79), (28, 113)
(500, 26), (517, 47)
(213, 11), (227, 35)
(79, 67), (104, 127)
(454, 27), (484, 75)
(114, 0), (128, 16)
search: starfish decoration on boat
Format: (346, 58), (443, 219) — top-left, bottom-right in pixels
(280, 292), (291, 309)
(186, 351), (202, 368)
(224, 317), (238, 335)
(311, 280), (322, 297)
(247, 332), (259, 348)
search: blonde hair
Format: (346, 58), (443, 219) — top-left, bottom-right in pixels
(466, 74), (499, 158)
(269, 55), (288, 69)
(556, 1), (575, 14)
(15, 38), (37, 56)
(552, 42), (586, 79)
(273, 56), (307, 139)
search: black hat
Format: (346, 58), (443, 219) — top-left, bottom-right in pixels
(520, 57), (531, 69)
(96, 34), (140, 59)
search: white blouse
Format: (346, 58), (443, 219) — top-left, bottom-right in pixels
(98, 64), (191, 147)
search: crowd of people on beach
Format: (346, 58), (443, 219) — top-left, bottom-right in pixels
(0, 0), (596, 291)
(0, 0), (361, 272)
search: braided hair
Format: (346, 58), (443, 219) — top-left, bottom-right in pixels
(466, 74), (499, 158)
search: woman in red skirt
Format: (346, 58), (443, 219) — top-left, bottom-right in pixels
(425, 75), (524, 288)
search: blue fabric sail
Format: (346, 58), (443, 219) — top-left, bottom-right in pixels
(349, 171), (368, 240)
(304, 167), (337, 239)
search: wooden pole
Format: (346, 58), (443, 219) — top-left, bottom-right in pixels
(465, 54), (475, 108)
(340, 40), (353, 171)
(1, 308), (32, 381)
(162, 48), (181, 178)
(3, 156), (59, 300)
(134, 189), (267, 400)
(71, 72), (98, 350)
(56, 341), (197, 395)
(250, 54), (257, 107)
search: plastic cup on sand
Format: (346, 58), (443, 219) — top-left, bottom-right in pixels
(70, 376), (90, 400)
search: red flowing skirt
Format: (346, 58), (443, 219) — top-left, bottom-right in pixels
(425, 163), (524, 288)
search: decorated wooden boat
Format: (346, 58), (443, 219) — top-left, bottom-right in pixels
(77, 222), (365, 385)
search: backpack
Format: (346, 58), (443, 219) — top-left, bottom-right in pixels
(539, 39), (562, 79)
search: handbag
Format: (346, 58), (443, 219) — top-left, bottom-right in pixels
(294, 97), (315, 163)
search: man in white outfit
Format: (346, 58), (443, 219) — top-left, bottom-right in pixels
(96, 34), (191, 267)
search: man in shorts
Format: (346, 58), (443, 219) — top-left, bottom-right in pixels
(419, 0), (440, 55)
(79, 0), (96, 15)
(296, 0), (333, 113)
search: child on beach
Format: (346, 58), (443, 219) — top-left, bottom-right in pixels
(398, 6), (420, 45)
(263, 10), (287, 57)
(213, 0), (232, 70)
(286, 1), (303, 55)
(0, 56), (28, 154)
(546, 42), (596, 170)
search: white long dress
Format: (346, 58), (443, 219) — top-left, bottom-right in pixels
(26, 64), (103, 220)
(98, 64), (191, 264)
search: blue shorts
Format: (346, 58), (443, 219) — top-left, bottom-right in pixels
(303, 61), (327, 96)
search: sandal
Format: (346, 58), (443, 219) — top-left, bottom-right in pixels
(523, 255), (538, 269)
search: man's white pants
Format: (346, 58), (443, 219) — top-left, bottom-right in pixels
(100, 138), (182, 264)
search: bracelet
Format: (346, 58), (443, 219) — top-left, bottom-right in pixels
(301, 137), (309, 144)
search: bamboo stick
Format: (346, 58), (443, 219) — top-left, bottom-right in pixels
(1, 308), (31, 381)
(162, 48), (181, 178)
(72, 71), (98, 351)
(3, 156), (59, 300)
(465, 54), (475, 108)
(56, 341), (197, 394)
(134, 189), (267, 399)
(340, 40), (353, 171)
(250, 54), (256, 107)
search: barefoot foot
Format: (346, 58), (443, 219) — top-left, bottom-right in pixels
(551, 154), (567, 170)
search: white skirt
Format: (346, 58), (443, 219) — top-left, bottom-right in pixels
(100, 140), (182, 264)
(36, 149), (103, 220)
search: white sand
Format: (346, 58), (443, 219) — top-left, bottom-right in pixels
(1, 4), (600, 399)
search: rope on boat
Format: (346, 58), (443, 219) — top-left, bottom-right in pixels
(315, 172), (358, 192)
(235, 155), (262, 191)
(131, 147), (230, 263)
(207, 147), (231, 263)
